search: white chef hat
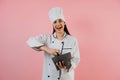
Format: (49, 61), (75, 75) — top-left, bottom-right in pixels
(48, 7), (65, 23)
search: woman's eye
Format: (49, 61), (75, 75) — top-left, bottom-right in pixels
(53, 21), (56, 24)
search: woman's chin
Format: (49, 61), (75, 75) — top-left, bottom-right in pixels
(56, 30), (63, 33)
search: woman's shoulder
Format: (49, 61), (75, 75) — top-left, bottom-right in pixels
(66, 35), (78, 41)
(67, 34), (77, 39)
(36, 34), (52, 37)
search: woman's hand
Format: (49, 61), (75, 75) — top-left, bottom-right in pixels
(47, 48), (60, 56)
(39, 46), (60, 56)
(56, 61), (66, 69)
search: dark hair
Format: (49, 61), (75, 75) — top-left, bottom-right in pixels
(52, 24), (71, 35)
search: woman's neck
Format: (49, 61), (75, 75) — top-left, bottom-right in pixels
(56, 32), (65, 40)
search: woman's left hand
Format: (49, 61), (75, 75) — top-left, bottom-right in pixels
(56, 61), (66, 69)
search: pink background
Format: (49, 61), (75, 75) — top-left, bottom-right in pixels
(0, 0), (120, 80)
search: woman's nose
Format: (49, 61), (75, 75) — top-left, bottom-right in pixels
(56, 21), (60, 25)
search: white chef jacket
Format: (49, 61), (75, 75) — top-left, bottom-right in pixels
(26, 32), (80, 80)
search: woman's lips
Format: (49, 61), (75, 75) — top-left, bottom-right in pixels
(55, 27), (62, 30)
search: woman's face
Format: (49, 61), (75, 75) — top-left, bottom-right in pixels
(52, 19), (65, 33)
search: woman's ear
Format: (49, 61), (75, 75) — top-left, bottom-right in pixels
(64, 22), (66, 25)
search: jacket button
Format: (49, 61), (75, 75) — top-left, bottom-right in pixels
(48, 75), (50, 77)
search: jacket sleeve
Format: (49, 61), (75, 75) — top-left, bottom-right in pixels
(70, 38), (80, 70)
(26, 34), (49, 49)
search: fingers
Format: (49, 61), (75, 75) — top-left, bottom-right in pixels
(56, 62), (61, 69)
(54, 49), (60, 56)
(49, 48), (60, 56)
(56, 61), (62, 69)
(59, 61), (63, 68)
(56, 61), (66, 69)
(62, 61), (66, 69)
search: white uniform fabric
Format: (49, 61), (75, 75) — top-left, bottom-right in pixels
(48, 7), (65, 23)
(26, 32), (80, 80)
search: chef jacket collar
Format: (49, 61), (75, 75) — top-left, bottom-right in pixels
(53, 32), (67, 39)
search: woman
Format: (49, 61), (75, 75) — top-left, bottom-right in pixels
(27, 7), (80, 80)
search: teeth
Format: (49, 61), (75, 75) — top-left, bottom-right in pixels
(56, 27), (62, 29)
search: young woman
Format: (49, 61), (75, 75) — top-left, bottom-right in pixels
(27, 7), (80, 80)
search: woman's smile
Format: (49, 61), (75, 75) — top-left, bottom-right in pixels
(55, 25), (63, 31)
(55, 26), (62, 30)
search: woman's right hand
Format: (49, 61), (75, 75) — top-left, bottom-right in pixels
(39, 46), (60, 56)
(47, 48), (60, 56)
